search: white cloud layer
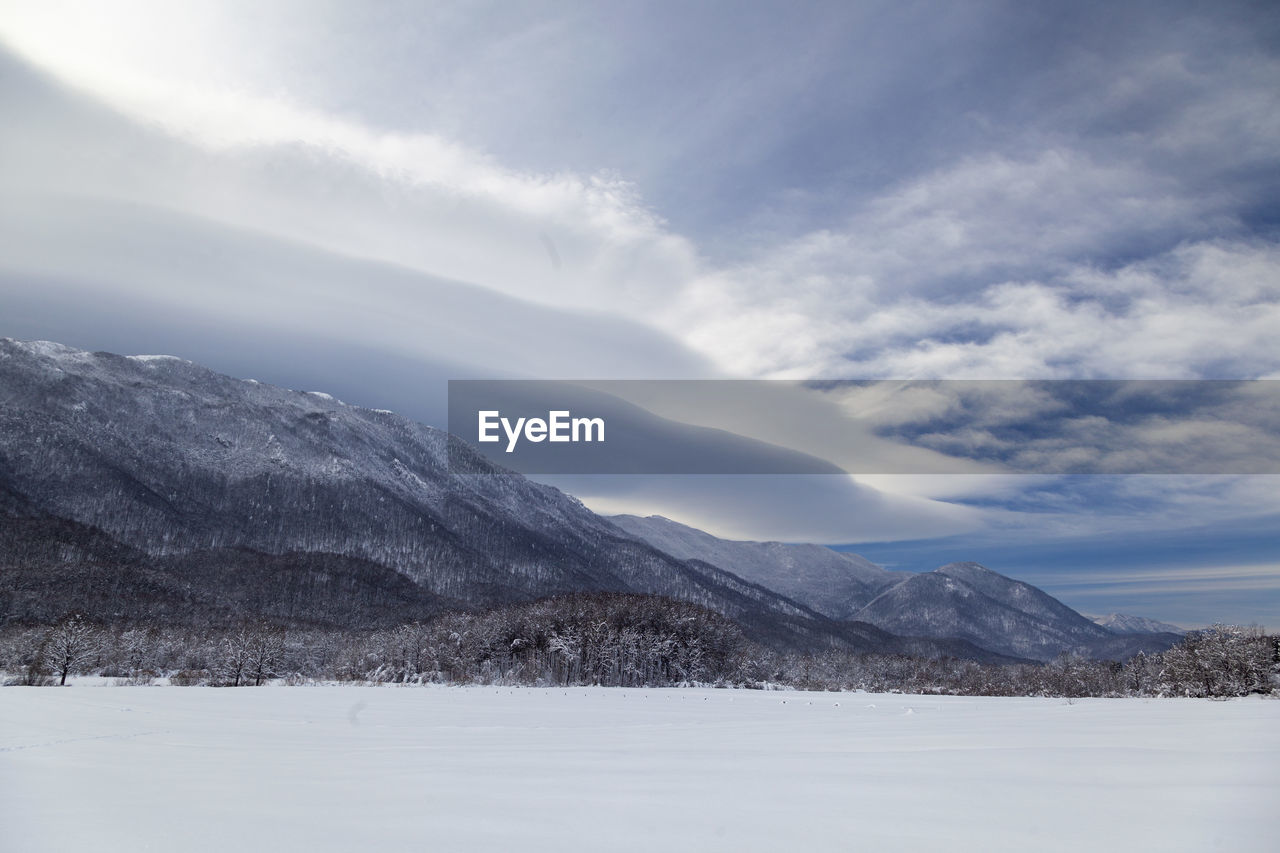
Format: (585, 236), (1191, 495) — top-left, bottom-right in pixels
(4, 1), (1278, 386)
(2, 0), (1279, 547)
(676, 161), (1280, 379)
(0, 0), (700, 323)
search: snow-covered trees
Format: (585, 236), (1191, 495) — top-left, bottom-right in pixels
(2, 607), (1274, 698)
(1156, 624), (1274, 697)
(341, 593), (747, 687)
(218, 624), (286, 687)
(42, 614), (102, 686)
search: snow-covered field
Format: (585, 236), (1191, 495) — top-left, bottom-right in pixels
(3, 685), (1277, 852)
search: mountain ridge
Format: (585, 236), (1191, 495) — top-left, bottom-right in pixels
(609, 513), (901, 619)
(0, 339), (1183, 662)
(0, 338), (1011, 660)
(1092, 613), (1187, 635)
(611, 516), (1181, 662)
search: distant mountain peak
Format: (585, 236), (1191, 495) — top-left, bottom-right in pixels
(1092, 613), (1186, 635)
(7, 337), (78, 355)
(936, 561), (998, 576)
(126, 353), (191, 365)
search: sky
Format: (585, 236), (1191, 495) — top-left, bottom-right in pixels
(0, 0), (1277, 628)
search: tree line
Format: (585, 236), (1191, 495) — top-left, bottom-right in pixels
(2, 593), (1275, 697)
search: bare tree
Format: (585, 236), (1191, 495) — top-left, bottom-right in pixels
(44, 614), (102, 686)
(218, 627), (253, 687)
(219, 623), (286, 686)
(245, 626), (285, 687)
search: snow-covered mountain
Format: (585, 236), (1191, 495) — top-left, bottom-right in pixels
(0, 339), (1002, 658)
(848, 562), (1178, 661)
(613, 519), (1181, 662)
(1092, 613), (1186, 635)
(610, 514), (901, 619)
(0, 339), (1185, 662)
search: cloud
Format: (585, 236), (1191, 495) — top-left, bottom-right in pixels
(550, 474), (985, 544)
(834, 380), (1280, 475)
(4, 2), (1279, 387)
(0, 196), (715, 395)
(1045, 561), (1280, 631)
(0, 5), (702, 323)
(3, 0), (1279, 568)
(1049, 561), (1280, 588)
(672, 148), (1280, 378)
(967, 475), (1280, 542)
(686, 236), (1280, 380)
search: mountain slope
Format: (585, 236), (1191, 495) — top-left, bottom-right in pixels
(935, 562), (1110, 638)
(0, 338), (986, 656)
(610, 514), (900, 618)
(0, 339), (1174, 663)
(609, 515), (1181, 662)
(851, 563), (1178, 661)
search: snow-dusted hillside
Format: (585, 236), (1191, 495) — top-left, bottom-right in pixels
(1094, 613), (1187, 635)
(0, 339), (1185, 661)
(3, 685), (1276, 853)
(613, 514), (1180, 662)
(849, 562), (1118, 661)
(3, 338), (977, 655)
(611, 513), (900, 618)
(0, 338), (858, 649)
(849, 564), (1183, 661)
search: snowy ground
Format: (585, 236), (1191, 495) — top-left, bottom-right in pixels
(2, 685), (1277, 852)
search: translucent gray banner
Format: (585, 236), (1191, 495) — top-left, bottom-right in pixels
(447, 379), (1280, 475)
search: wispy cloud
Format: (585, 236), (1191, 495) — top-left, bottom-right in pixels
(677, 184), (1280, 379)
(1050, 562), (1280, 589)
(1046, 562), (1280, 631)
(0, 1), (701, 323)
